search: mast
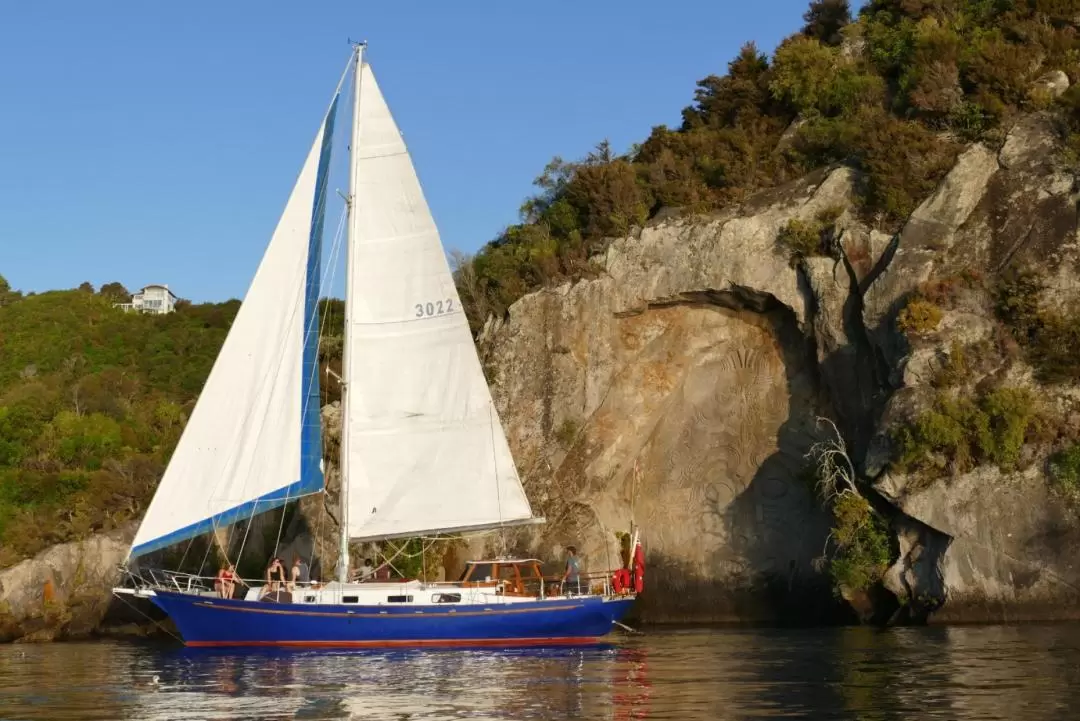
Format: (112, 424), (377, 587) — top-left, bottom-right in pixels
(336, 41), (364, 584)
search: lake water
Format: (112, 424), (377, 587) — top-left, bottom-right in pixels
(2, 625), (1079, 720)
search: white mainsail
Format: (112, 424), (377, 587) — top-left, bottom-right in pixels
(342, 61), (538, 541)
(130, 97), (340, 557)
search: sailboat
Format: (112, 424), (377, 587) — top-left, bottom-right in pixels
(112, 44), (640, 648)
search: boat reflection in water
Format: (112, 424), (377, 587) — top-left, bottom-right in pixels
(119, 642), (653, 720)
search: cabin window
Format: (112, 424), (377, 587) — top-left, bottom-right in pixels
(432, 593), (461, 603)
(387, 595), (413, 603)
(461, 563), (494, 582)
(304, 595), (316, 603)
(342, 596), (359, 604)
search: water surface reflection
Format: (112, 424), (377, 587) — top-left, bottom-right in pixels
(2, 625), (1079, 719)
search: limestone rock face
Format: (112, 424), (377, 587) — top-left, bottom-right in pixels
(481, 169), (867, 624)
(478, 113), (1080, 623)
(0, 526), (134, 642)
(877, 466), (1080, 621)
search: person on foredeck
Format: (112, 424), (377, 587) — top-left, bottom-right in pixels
(289, 555), (310, 591)
(215, 563), (236, 599)
(562, 546), (582, 596)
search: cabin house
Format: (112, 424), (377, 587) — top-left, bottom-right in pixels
(116, 284), (177, 315)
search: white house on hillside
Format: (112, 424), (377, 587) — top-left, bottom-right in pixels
(116, 284), (178, 315)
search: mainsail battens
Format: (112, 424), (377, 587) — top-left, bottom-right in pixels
(129, 97), (340, 558)
(343, 61), (536, 542)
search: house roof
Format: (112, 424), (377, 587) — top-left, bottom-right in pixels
(140, 284), (177, 299)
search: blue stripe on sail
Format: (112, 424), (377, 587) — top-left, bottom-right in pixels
(300, 94), (339, 497)
(131, 480), (313, 557)
(131, 97), (341, 560)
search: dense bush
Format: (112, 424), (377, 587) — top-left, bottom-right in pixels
(1049, 442), (1080, 494)
(457, 0), (1074, 329)
(893, 386), (1041, 474)
(897, 297), (943, 334)
(993, 267), (1080, 384)
(828, 493), (892, 593)
(776, 205), (844, 265)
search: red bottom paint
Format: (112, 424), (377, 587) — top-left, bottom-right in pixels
(185, 636), (602, 649)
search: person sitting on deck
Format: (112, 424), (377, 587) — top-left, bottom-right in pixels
(265, 557), (287, 593)
(356, 558), (375, 582)
(289, 555), (310, 591)
(214, 563), (236, 599)
(562, 546), (582, 596)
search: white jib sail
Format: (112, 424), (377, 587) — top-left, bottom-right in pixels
(130, 97), (339, 557)
(343, 61), (537, 541)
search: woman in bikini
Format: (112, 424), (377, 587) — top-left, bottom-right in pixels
(215, 563), (236, 599)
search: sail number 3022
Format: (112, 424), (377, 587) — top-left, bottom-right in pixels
(415, 299), (454, 318)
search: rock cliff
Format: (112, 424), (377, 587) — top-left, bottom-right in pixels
(0, 525), (149, 642)
(476, 110), (1080, 624)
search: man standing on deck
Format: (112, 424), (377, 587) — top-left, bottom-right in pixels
(562, 546), (581, 596)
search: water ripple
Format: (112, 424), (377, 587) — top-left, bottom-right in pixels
(2, 625), (1080, 720)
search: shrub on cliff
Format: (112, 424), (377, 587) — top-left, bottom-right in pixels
(897, 297), (943, 335)
(776, 205), (844, 265)
(893, 386), (1040, 475)
(807, 418), (894, 596)
(828, 493), (892, 594)
(1049, 443), (1080, 495)
(993, 268), (1080, 384)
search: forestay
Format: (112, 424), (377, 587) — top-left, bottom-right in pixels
(129, 97), (339, 557)
(343, 62), (537, 541)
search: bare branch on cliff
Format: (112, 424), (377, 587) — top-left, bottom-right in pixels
(807, 416), (859, 502)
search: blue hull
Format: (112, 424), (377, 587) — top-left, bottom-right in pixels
(149, 591), (636, 648)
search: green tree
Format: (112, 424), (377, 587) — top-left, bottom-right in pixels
(681, 43), (778, 129)
(803, 0), (852, 46)
(98, 282), (129, 301)
(0, 274), (18, 307)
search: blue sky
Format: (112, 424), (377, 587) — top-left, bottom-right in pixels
(0, 1), (845, 302)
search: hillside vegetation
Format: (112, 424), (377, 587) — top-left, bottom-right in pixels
(455, 0), (1080, 331)
(0, 280), (236, 566)
(0, 278), (351, 568)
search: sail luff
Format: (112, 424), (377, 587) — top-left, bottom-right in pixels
(129, 91), (341, 559)
(336, 44), (364, 583)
